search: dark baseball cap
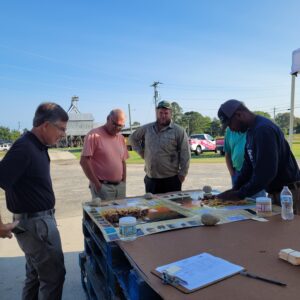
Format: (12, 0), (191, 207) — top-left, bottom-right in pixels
(157, 100), (172, 109)
(217, 99), (243, 127)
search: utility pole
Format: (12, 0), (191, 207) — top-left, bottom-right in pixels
(128, 104), (132, 133)
(273, 107), (276, 121)
(150, 81), (162, 109)
(186, 115), (191, 136)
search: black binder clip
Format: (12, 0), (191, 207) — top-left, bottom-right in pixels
(162, 271), (187, 286)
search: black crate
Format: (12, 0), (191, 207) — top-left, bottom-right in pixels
(81, 208), (162, 300)
(85, 237), (108, 277)
(85, 257), (108, 300)
(128, 269), (162, 300)
(83, 219), (130, 269)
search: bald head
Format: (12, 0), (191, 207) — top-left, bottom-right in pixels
(107, 109), (126, 121)
(105, 109), (126, 135)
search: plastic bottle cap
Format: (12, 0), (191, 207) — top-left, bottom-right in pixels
(256, 197), (271, 203)
(119, 216), (136, 225)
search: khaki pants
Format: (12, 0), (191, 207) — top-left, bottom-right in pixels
(90, 181), (126, 200)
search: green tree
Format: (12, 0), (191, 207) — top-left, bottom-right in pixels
(171, 101), (183, 123)
(275, 113), (291, 134)
(10, 130), (21, 141)
(181, 111), (212, 135)
(289, 116), (300, 133)
(0, 126), (11, 140)
(0, 126), (21, 141)
(209, 118), (222, 137)
(253, 111), (272, 119)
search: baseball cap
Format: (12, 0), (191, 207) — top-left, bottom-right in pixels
(157, 100), (172, 109)
(217, 99), (243, 127)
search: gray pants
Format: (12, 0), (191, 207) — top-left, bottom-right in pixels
(90, 181), (126, 200)
(13, 215), (66, 300)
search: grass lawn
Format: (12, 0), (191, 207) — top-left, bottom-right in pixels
(58, 143), (300, 164)
(64, 147), (226, 163)
(1, 134), (300, 163)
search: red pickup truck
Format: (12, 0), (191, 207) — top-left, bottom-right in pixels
(216, 137), (225, 155)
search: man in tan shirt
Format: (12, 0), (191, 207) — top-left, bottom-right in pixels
(129, 100), (190, 194)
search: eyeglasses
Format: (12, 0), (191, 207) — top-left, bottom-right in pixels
(51, 123), (67, 133)
(111, 119), (125, 129)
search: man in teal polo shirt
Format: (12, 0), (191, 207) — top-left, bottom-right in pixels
(224, 128), (246, 186)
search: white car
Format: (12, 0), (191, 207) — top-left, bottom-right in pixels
(0, 143), (12, 151)
(189, 134), (217, 155)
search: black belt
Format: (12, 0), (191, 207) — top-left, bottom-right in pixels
(99, 180), (121, 185)
(13, 209), (55, 220)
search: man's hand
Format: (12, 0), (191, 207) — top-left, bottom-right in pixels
(0, 220), (19, 239)
(217, 189), (241, 201)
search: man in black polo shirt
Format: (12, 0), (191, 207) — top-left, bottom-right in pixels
(217, 99), (300, 214)
(0, 102), (68, 300)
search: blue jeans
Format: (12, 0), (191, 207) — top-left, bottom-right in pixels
(232, 171), (266, 199)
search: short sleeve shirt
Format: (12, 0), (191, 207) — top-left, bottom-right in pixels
(224, 128), (246, 172)
(81, 126), (129, 182)
(0, 131), (55, 213)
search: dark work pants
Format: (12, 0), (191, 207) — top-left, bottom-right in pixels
(13, 215), (66, 300)
(144, 175), (182, 194)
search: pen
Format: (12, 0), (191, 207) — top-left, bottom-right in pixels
(240, 271), (287, 287)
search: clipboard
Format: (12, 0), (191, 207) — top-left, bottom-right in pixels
(152, 269), (193, 293)
(152, 252), (244, 293)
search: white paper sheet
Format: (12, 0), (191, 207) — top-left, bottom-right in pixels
(156, 252), (244, 291)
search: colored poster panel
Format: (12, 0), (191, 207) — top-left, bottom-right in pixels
(83, 190), (262, 243)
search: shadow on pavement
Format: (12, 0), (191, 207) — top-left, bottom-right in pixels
(0, 251), (87, 300)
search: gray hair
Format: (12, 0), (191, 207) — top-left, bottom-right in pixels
(33, 102), (69, 127)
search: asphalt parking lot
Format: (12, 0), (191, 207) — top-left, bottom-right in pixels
(0, 157), (231, 300)
(0, 158), (232, 220)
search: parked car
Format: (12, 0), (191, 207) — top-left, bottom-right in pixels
(0, 143), (12, 151)
(188, 134), (217, 155)
(216, 137), (225, 155)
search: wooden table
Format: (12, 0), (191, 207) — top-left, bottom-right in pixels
(118, 215), (300, 300)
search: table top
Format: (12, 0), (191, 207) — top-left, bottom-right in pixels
(118, 215), (300, 300)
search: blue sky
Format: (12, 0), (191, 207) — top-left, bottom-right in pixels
(1, 0), (300, 130)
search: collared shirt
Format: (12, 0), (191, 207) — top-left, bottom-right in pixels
(0, 131), (55, 213)
(235, 116), (300, 198)
(129, 122), (190, 178)
(81, 126), (129, 182)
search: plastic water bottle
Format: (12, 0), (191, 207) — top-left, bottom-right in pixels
(280, 186), (294, 221)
